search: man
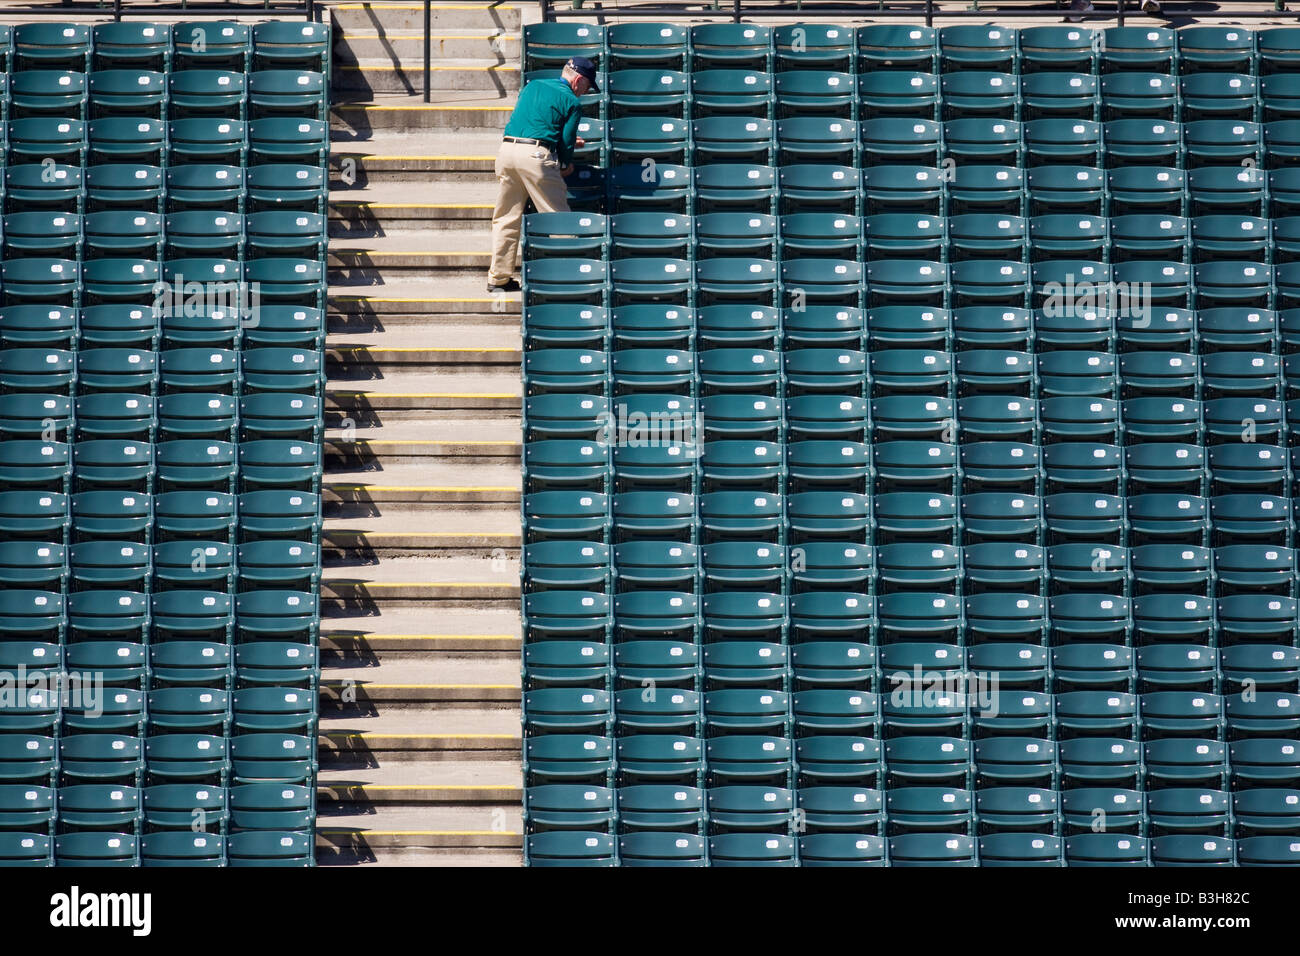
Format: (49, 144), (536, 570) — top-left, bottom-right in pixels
(1069, 0), (1162, 19)
(486, 56), (597, 293)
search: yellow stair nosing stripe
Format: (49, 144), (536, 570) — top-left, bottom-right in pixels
(324, 485), (517, 492)
(335, 3), (520, 9)
(333, 155), (495, 162)
(320, 634), (519, 640)
(328, 439), (519, 445)
(323, 683), (519, 689)
(329, 346), (516, 352)
(322, 785), (520, 791)
(339, 103), (512, 111)
(319, 830), (523, 836)
(327, 392), (520, 398)
(340, 64), (514, 72)
(323, 533), (518, 539)
(324, 582), (518, 588)
(328, 296), (508, 303)
(321, 738), (517, 743)
(329, 204), (494, 209)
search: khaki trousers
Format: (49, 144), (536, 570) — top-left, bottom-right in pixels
(488, 139), (571, 285)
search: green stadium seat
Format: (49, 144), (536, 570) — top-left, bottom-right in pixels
(795, 736), (880, 787)
(247, 164), (325, 215)
(939, 25), (1016, 73)
(794, 689), (879, 737)
(857, 24), (936, 73)
(888, 833), (975, 867)
(226, 830), (312, 867)
(232, 687), (314, 735)
(252, 21), (331, 72)
(55, 832), (138, 868)
(525, 831), (616, 867)
(249, 118), (328, 167)
(230, 734), (315, 785)
(1019, 26), (1096, 73)
(0, 734), (57, 787)
(694, 163), (776, 215)
(857, 71), (938, 120)
(691, 24), (770, 71)
(150, 643), (233, 690)
(1104, 119), (1181, 168)
(172, 21), (250, 71)
(1024, 73), (1097, 122)
(1064, 833), (1149, 867)
(607, 68), (688, 120)
(143, 784), (226, 832)
(774, 24), (853, 72)
(608, 23), (689, 72)
(885, 787), (973, 836)
(168, 70), (246, 119)
(942, 71), (1018, 121)
(141, 832), (224, 868)
(0, 541), (65, 590)
(1060, 746), (1141, 793)
(249, 70), (327, 121)
(229, 783), (313, 831)
(861, 119), (939, 168)
(62, 685), (144, 734)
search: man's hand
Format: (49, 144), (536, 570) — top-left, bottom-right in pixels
(562, 164), (575, 177)
(575, 137), (586, 148)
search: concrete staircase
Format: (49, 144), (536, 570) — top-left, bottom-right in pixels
(316, 0), (529, 866)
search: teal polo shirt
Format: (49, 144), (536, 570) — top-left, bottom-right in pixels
(502, 76), (583, 166)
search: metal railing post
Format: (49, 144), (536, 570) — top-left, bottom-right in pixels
(424, 0), (431, 103)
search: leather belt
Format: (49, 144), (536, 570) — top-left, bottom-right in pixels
(503, 135), (556, 152)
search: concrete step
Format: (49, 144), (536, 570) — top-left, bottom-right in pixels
(318, 846), (523, 865)
(326, 439), (520, 465)
(330, 129), (498, 183)
(321, 607), (521, 654)
(322, 606), (520, 634)
(328, 274), (520, 320)
(321, 658), (519, 706)
(325, 460), (520, 505)
(328, 310), (519, 333)
(330, 2), (526, 35)
(334, 59), (520, 96)
(330, 231), (496, 277)
(329, 180), (495, 231)
(322, 552), (520, 606)
(333, 91), (514, 132)
(329, 229), (491, 274)
(334, 28), (520, 64)
(327, 368), (521, 413)
(328, 322), (520, 353)
(318, 760), (521, 803)
(326, 417), (522, 465)
(323, 655), (519, 684)
(316, 805), (522, 850)
(323, 505), (520, 553)
(323, 684), (518, 707)
(320, 708), (521, 753)
(325, 415), (522, 440)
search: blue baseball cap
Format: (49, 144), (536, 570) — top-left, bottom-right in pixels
(567, 56), (599, 93)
